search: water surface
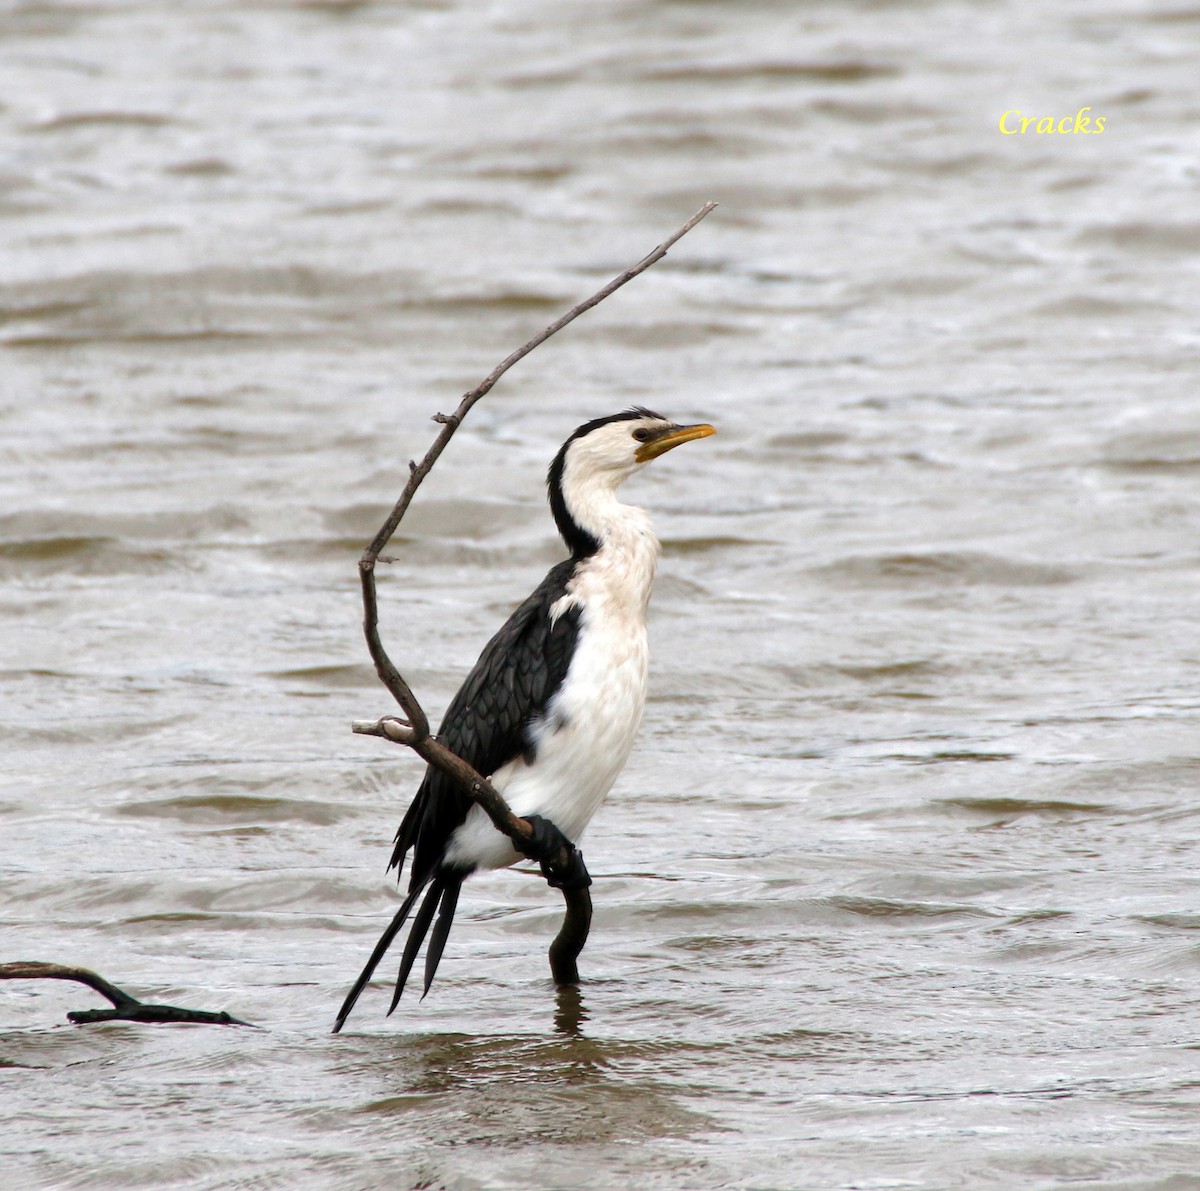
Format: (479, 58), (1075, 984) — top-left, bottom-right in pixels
(4, 2), (1200, 1187)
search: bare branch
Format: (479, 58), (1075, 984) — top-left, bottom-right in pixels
(351, 204), (717, 1005)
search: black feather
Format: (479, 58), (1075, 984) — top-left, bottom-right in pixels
(389, 878), (444, 1014)
(422, 879), (462, 997)
(332, 879), (427, 1033)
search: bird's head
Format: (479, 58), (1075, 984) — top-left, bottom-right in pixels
(547, 407), (716, 555)
(552, 407), (716, 481)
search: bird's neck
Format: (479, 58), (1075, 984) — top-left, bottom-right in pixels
(554, 469), (660, 604)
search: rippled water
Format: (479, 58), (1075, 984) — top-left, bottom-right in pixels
(5, 2), (1200, 1187)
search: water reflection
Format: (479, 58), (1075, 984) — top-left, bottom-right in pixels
(337, 1024), (709, 1151)
(553, 983), (588, 1037)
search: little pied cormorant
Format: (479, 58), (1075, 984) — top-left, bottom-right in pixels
(334, 407), (715, 1030)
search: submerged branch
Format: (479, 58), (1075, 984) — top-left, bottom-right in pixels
(0, 962), (256, 1027)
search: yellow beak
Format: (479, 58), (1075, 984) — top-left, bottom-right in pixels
(635, 422), (716, 463)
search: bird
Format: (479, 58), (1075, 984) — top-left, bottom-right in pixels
(334, 407), (715, 1031)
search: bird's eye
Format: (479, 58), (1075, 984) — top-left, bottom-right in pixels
(632, 428), (651, 442)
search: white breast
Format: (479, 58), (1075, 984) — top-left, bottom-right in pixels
(445, 509), (659, 872)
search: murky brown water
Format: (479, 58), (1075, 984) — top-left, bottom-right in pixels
(5, 2), (1200, 1187)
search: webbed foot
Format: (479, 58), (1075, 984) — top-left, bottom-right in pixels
(520, 814), (593, 891)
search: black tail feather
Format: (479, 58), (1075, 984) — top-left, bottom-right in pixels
(422, 879), (462, 998)
(388, 878), (444, 1014)
(332, 879), (427, 1034)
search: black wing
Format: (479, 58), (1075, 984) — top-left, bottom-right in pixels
(333, 559), (582, 1030)
(389, 558), (582, 890)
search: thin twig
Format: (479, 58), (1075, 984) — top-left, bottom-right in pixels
(360, 200), (717, 577)
(353, 203), (717, 994)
